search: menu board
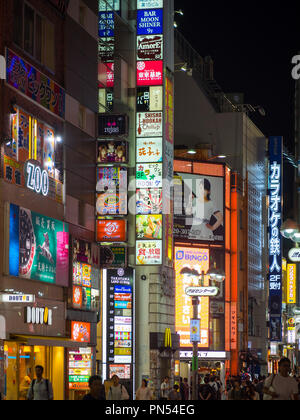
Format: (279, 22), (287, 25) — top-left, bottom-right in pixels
(106, 269), (134, 372)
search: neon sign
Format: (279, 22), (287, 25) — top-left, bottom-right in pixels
(268, 136), (283, 342)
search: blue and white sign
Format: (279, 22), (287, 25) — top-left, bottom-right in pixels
(137, 0), (163, 9)
(137, 9), (163, 35)
(99, 12), (115, 37)
(268, 136), (283, 342)
(190, 319), (201, 343)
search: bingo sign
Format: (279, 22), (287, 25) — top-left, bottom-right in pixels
(137, 9), (163, 35)
(268, 136), (283, 342)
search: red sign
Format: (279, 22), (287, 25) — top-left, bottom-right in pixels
(97, 220), (126, 242)
(137, 61), (163, 86)
(71, 322), (91, 343)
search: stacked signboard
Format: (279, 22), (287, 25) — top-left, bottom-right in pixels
(135, 0), (165, 266)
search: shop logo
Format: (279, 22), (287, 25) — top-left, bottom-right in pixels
(164, 328), (172, 349)
(118, 268), (125, 277)
(176, 250), (184, 260)
(0, 55), (6, 80)
(25, 161), (49, 197)
(25, 307), (53, 326)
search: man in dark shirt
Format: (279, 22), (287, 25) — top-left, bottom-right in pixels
(83, 375), (106, 401)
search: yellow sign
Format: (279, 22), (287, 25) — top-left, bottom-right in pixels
(164, 328), (172, 348)
(287, 264), (297, 304)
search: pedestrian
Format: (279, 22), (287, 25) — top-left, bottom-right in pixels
(255, 376), (265, 401)
(160, 376), (171, 400)
(183, 378), (190, 400)
(263, 358), (299, 400)
(208, 376), (218, 400)
(27, 365), (53, 401)
(82, 375), (106, 400)
(136, 379), (153, 400)
(227, 380), (243, 401)
(244, 383), (259, 400)
(179, 377), (185, 401)
(168, 384), (182, 401)
(199, 376), (214, 401)
(107, 375), (130, 400)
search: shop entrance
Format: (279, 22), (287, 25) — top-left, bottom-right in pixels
(3, 342), (64, 400)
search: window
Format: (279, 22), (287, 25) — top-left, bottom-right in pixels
(24, 3), (34, 55)
(13, 1), (55, 73)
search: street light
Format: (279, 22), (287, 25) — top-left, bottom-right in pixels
(280, 219), (299, 239)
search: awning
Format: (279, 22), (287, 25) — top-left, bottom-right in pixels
(9, 335), (88, 348)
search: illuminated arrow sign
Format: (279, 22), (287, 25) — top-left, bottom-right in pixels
(288, 248), (300, 262)
(185, 287), (219, 297)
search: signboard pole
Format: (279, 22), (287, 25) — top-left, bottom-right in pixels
(191, 296), (199, 401)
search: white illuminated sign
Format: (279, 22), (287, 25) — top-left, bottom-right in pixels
(185, 287), (219, 297)
(179, 351), (227, 359)
(25, 307), (53, 326)
(26, 162), (49, 197)
(288, 248), (300, 262)
(0, 294), (35, 303)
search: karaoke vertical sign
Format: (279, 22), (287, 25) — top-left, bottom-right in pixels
(268, 136), (283, 342)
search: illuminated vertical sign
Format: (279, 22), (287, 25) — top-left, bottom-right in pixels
(268, 136), (283, 342)
(287, 264), (297, 304)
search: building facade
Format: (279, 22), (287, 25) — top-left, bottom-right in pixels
(0, 0), (100, 400)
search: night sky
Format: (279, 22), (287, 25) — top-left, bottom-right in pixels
(174, 1), (299, 155)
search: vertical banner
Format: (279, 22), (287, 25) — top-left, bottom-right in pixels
(268, 136), (283, 342)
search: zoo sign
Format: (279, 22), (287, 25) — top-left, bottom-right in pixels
(25, 161), (49, 197)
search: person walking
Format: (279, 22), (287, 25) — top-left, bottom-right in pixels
(82, 375), (106, 401)
(107, 375), (130, 400)
(27, 366), (53, 401)
(263, 358), (299, 400)
(168, 384), (182, 401)
(160, 376), (171, 400)
(179, 377), (185, 401)
(136, 379), (153, 401)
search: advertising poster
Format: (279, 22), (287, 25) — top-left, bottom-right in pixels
(6, 49), (65, 119)
(136, 163), (163, 188)
(137, 112), (163, 137)
(3, 155), (24, 187)
(98, 37), (115, 62)
(96, 167), (127, 191)
(136, 215), (163, 240)
(96, 192), (127, 216)
(99, 12), (115, 37)
(100, 246), (127, 268)
(9, 204), (69, 286)
(174, 247), (210, 348)
(136, 188), (163, 214)
(137, 86), (163, 112)
(136, 240), (162, 265)
(137, 35), (163, 61)
(71, 322), (91, 343)
(137, 61), (163, 86)
(136, 138), (163, 162)
(97, 141), (128, 164)
(68, 348), (92, 391)
(96, 220), (126, 242)
(73, 239), (92, 265)
(165, 77), (174, 144)
(137, 9), (163, 35)
(174, 172), (224, 243)
(98, 114), (128, 137)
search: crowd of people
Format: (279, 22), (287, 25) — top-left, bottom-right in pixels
(1, 357), (299, 401)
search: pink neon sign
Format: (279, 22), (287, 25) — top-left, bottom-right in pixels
(137, 61), (163, 86)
